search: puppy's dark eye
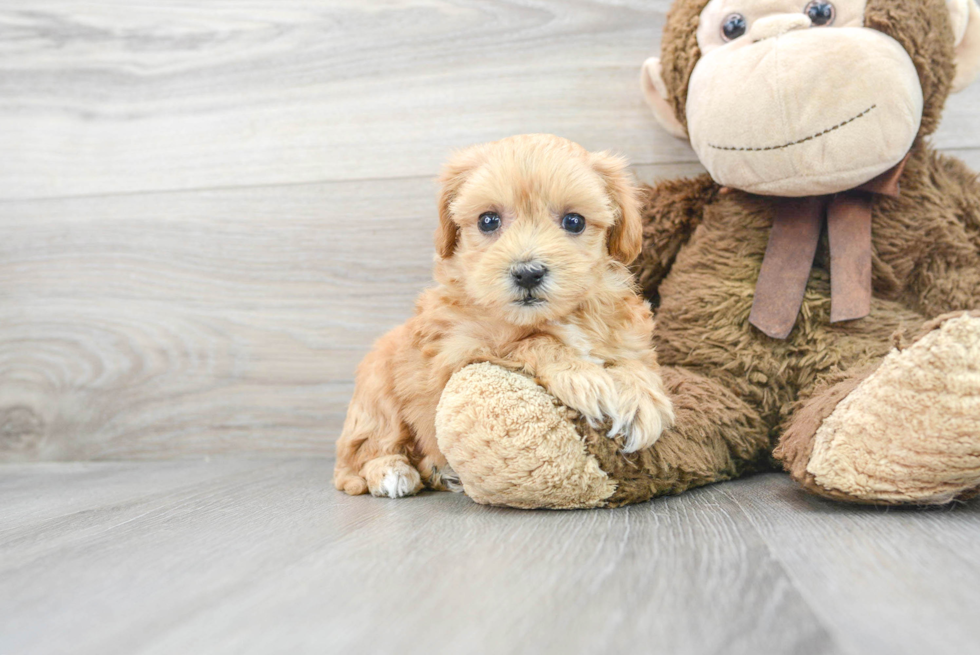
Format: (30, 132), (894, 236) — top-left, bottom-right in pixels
(478, 211), (501, 233)
(721, 13), (747, 41)
(804, 1), (835, 26)
(561, 213), (586, 234)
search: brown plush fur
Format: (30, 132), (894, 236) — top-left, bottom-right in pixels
(646, 148), (978, 424)
(581, 366), (770, 507)
(632, 146), (980, 504)
(637, 0), (980, 504)
(334, 134), (673, 498)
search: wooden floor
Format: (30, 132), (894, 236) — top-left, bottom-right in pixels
(1, 460), (978, 655)
(4, 2), (980, 653)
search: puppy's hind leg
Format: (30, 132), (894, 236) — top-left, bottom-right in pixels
(361, 453), (424, 499)
(335, 407), (423, 499)
(334, 351), (423, 499)
(335, 412), (423, 499)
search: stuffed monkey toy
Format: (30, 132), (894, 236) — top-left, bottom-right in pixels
(435, 0), (980, 508)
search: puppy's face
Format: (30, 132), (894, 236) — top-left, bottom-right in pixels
(435, 135), (642, 326)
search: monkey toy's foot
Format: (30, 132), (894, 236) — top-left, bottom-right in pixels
(435, 362), (618, 509)
(778, 313), (980, 504)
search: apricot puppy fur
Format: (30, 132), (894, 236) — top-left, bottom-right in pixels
(334, 134), (674, 498)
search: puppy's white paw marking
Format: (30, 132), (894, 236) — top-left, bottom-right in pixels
(605, 370), (675, 453)
(619, 403), (667, 453)
(381, 470), (414, 498)
(367, 458), (422, 499)
(607, 414), (631, 440)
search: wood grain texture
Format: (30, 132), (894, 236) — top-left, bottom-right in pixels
(0, 0), (685, 200)
(2, 463), (978, 655)
(1, 0), (979, 201)
(1, 1), (980, 459)
(0, 178), (436, 459)
(721, 479), (980, 654)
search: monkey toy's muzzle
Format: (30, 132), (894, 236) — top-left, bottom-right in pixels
(687, 27), (923, 197)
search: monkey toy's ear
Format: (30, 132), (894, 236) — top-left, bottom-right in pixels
(949, 0), (980, 92)
(640, 57), (688, 140)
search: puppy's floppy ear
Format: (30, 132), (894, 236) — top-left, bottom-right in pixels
(436, 145), (485, 259)
(591, 152), (643, 265)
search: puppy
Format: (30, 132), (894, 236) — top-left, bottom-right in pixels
(334, 134), (674, 498)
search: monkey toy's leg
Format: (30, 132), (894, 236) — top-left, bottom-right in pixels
(435, 362), (771, 509)
(776, 311), (980, 504)
(580, 365), (772, 507)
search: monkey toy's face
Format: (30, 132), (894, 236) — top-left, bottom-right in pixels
(643, 0), (980, 197)
(691, 0), (920, 196)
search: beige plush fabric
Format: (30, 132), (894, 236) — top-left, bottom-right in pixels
(951, 0), (980, 91)
(435, 363), (616, 509)
(807, 314), (980, 503)
(640, 57), (688, 140)
(647, 0), (980, 196)
(686, 26), (923, 197)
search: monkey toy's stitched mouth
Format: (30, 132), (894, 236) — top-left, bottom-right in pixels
(708, 105), (877, 153)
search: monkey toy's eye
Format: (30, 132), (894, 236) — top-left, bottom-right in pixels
(804, 1), (835, 26)
(478, 211), (501, 233)
(721, 13), (747, 41)
(561, 213), (586, 234)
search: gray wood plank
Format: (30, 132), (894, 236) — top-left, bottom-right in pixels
(721, 476), (980, 655)
(1, 1), (978, 200)
(0, 462), (846, 655)
(0, 0), (676, 200)
(0, 458), (271, 533)
(0, 177), (435, 460)
(3, 463), (979, 655)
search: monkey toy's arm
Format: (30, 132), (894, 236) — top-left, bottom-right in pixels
(633, 174), (718, 301)
(904, 154), (980, 317)
(911, 252), (980, 317)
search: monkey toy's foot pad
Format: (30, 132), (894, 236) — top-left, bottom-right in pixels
(807, 314), (980, 503)
(435, 362), (616, 509)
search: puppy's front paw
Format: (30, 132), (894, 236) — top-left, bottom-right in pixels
(606, 368), (675, 453)
(544, 365), (618, 427)
(362, 455), (423, 499)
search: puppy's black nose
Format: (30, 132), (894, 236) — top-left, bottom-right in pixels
(512, 263), (548, 290)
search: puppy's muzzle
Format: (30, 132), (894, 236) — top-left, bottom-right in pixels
(511, 263), (548, 290)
